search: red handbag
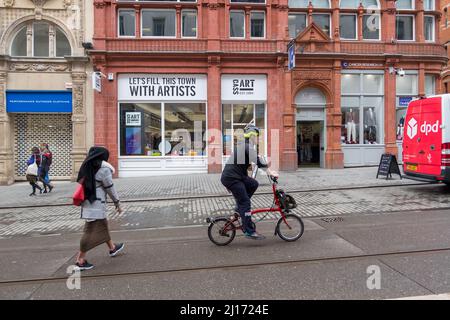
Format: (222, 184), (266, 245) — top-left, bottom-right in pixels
(73, 179), (85, 206)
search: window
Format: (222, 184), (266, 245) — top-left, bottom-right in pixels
(396, 15), (414, 41)
(182, 10), (197, 38)
(118, 0), (197, 2)
(424, 0), (435, 11)
(10, 22), (71, 58)
(222, 104), (266, 156)
(312, 14), (331, 36)
(396, 73), (418, 141)
(288, 14), (307, 38)
(231, 0), (265, 3)
(363, 14), (380, 40)
(340, 14), (357, 40)
(142, 10), (176, 37)
(289, 0), (329, 8)
(425, 75), (436, 96)
(341, 72), (384, 145)
(424, 16), (435, 42)
(119, 10), (136, 37)
(250, 12), (265, 38)
(396, 0), (414, 10)
(34, 23), (49, 57)
(230, 11), (245, 38)
(120, 103), (206, 157)
(340, 0), (379, 8)
(11, 26), (27, 57)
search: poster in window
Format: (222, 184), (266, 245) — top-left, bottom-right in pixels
(126, 127), (142, 155)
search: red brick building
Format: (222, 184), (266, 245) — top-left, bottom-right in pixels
(90, 0), (447, 177)
(442, 0), (450, 92)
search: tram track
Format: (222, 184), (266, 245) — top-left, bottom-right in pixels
(0, 181), (434, 211)
(1, 244), (449, 287)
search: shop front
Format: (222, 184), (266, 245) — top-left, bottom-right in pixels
(5, 90), (74, 179)
(117, 74), (208, 177)
(221, 74), (267, 165)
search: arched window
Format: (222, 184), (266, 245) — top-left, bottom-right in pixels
(289, 0), (330, 9)
(10, 22), (71, 58)
(340, 0), (379, 8)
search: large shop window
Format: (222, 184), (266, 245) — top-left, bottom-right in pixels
(141, 10), (176, 37)
(396, 73), (418, 142)
(289, 0), (330, 8)
(120, 103), (206, 156)
(341, 73), (384, 145)
(119, 9), (136, 37)
(288, 14), (307, 38)
(396, 15), (414, 41)
(222, 104), (266, 156)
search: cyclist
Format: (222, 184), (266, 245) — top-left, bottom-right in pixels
(221, 124), (278, 240)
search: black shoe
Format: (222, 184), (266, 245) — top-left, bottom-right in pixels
(43, 189), (48, 194)
(49, 185), (53, 193)
(109, 243), (125, 257)
(75, 260), (94, 271)
(29, 192), (36, 196)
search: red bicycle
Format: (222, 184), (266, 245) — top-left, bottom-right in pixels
(207, 172), (304, 246)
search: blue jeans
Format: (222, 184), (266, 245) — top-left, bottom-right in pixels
(221, 176), (259, 234)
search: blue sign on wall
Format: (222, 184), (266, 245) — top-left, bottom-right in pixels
(399, 96), (413, 107)
(6, 91), (72, 113)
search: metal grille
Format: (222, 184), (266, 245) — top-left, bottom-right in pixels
(14, 114), (73, 178)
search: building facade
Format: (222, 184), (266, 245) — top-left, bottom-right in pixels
(442, 0), (450, 91)
(0, 0), (94, 184)
(90, 0), (447, 177)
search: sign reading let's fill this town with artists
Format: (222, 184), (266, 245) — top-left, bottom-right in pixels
(118, 74), (207, 101)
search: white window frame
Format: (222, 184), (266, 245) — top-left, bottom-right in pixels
(396, 14), (415, 42)
(312, 13), (332, 37)
(425, 74), (436, 96)
(424, 15), (435, 42)
(288, 13), (308, 39)
(362, 13), (381, 41)
(250, 11), (266, 39)
(181, 9), (198, 38)
(118, 9), (136, 38)
(32, 22), (51, 58)
(424, 0), (435, 11)
(340, 13), (358, 40)
(288, 0), (330, 8)
(339, 0), (380, 8)
(230, 10), (246, 39)
(141, 9), (177, 39)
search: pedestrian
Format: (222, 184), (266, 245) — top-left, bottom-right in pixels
(26, 147), (43, 196)
(74, 146), (124, 271)
(39, 143), (54, 193)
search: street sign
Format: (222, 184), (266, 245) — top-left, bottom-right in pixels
(288, 41), (295, 71)
(92, 72), (101, 93)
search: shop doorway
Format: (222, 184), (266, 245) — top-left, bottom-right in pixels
(297, 121), (324, 167)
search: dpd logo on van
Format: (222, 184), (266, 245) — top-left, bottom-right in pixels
(407, 118), (418, 139)
(420, 120), (439, 136)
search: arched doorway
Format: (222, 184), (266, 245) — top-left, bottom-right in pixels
(295, 87), (326, 168)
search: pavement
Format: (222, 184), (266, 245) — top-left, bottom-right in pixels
(0, 167), (417, 208)
(1, 209), (449, 300)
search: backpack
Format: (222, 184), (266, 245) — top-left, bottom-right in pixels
(73, 179), (85, 206)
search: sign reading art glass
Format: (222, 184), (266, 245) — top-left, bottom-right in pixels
(221, 75), (267, 101)
(118, 74), (207, 101)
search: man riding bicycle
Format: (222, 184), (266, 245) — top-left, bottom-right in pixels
(221, 124), (277, 240)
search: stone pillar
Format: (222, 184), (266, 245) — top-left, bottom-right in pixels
(385, 59), (398, 156)
(0, 58), (14, 185)
(207, 56), (222, 173)
(326, 60), (344, 169)
(68, 57), (89, 181)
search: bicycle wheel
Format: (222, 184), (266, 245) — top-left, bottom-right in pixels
(208, 218), (236, 246)
(276, 214), (304, 242)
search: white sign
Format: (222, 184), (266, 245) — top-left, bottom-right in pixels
(221, 75), (267, 101)
(118, 74), (207, 101)
(92, 72), (101, 92)
(125, 112), (141, 126)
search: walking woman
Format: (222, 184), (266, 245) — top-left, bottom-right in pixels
(39, 143), (54, 193)
(75, 146), (125, 271)
(26, 147), (43, 196)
